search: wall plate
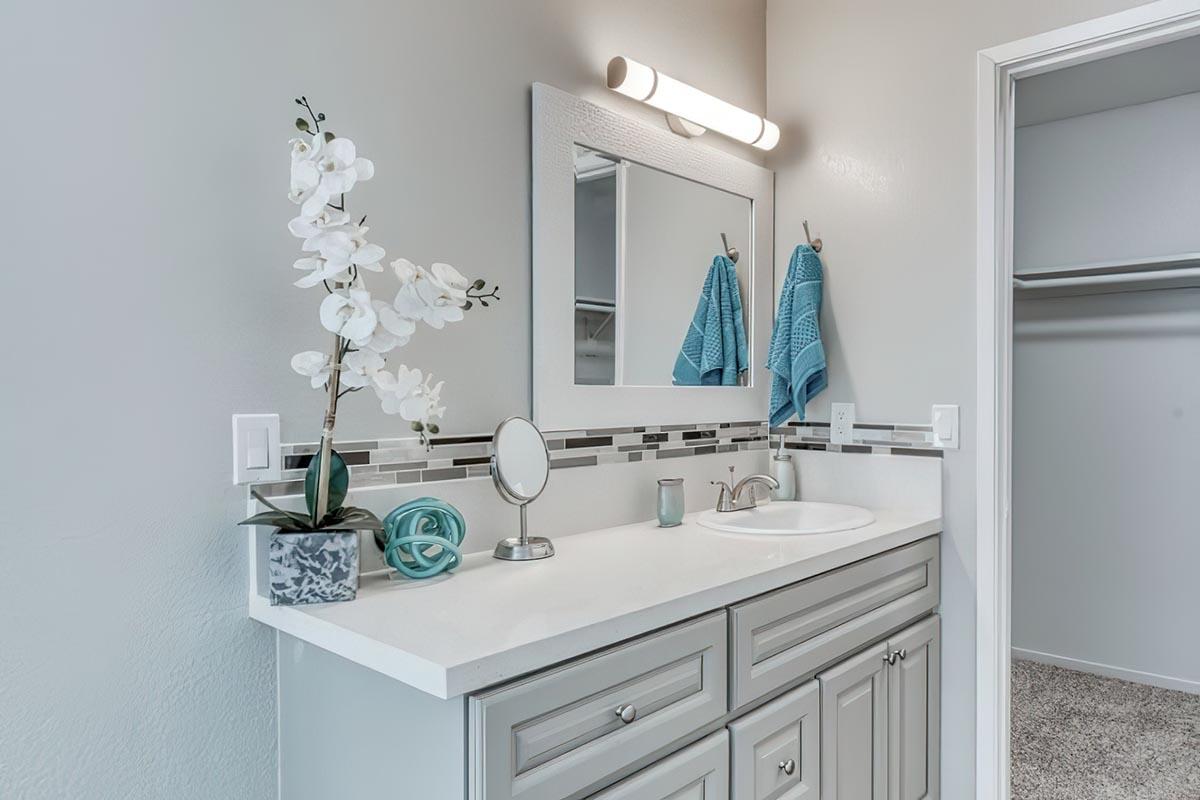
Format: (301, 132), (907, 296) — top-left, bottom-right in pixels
(232, 413), (281, 484)
(932, 404), (959, 449)
(831, 402), (856, 444)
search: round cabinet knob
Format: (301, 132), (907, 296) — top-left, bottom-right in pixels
(615, 704), (638, 724)
(778, 759), (796, 776)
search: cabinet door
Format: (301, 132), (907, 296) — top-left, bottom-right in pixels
(887, 616), (940, 800)
(588, 730), (729, 800)
(818, 642), (889, 800)
(729, 680), (819, 800)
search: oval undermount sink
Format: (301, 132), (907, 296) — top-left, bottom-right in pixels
(697, 501), (875, 535)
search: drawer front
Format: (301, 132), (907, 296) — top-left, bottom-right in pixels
(729, 538), (939, 709)
(728, 680), (819, 800)
(471, 612), (728, 800)
(588, 730), (729, 800)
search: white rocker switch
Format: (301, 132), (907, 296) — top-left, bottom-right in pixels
(932, 404), (959, 449)
(232, 413), (281, 484)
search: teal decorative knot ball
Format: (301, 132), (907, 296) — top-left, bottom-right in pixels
(381, 497), (465, 579)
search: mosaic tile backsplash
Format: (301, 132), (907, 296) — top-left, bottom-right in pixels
(254, 421), (768, 497)
(251, 418), (945, 498)
(771, 421), (943, 457)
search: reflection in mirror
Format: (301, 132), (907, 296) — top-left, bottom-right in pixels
(573, 146), (752, 388)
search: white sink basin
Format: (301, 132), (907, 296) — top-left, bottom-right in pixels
(697, 501), (875, 535)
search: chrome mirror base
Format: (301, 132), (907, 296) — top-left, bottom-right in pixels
(493, 536), (555, 561)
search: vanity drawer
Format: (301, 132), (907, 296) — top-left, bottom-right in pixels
(470, 612), (728, 800)
(587, 730), (729, 800)
(729, 537), (939, 709)
(728, 680), (819, 800)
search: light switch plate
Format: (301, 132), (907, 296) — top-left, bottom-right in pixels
(932, 404), (959, 449)
(232, 413), (281, 484)
(831, 402), (856, 445)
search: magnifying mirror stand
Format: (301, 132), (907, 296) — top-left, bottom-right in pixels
(493, 504), (555, 561)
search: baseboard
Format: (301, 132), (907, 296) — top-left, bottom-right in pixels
(1012, 647), (1200, 695)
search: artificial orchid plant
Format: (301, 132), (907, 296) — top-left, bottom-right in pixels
(245, 97), (499, 532)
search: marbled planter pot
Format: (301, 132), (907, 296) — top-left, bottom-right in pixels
(268, 531), (359, 605)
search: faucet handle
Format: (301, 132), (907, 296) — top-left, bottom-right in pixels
(728, 465), (736, 483)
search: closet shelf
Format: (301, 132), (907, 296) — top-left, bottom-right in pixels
(1013, 252), (1200, 297)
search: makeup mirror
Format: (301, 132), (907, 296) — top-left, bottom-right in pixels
(491, 417), (554, 561)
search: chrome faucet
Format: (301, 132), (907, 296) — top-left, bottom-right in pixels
(711, 466), (780, 512)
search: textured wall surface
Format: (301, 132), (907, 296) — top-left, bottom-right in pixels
(764, 0), (1147, 795)
(0, 1), (766, 797)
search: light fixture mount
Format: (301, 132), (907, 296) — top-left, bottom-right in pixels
(606, 56), (779, 151)
(665, 114), (706, 138)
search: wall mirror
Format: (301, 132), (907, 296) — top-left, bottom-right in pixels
(533, 84), (773, 429)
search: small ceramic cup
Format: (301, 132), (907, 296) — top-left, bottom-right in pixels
(657, 478), (685, 527)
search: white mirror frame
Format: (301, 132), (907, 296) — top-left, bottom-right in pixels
(532, 83), (774, 430)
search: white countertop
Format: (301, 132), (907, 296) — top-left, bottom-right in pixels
(249, 508), (941, 699)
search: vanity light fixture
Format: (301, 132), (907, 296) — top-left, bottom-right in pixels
(606, 56), (780, 151)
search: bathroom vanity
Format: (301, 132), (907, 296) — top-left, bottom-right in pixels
(246, 84), (945, 799)
(252, 469), (942, 800)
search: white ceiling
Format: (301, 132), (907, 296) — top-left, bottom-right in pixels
(1016, 34), (1200, 128)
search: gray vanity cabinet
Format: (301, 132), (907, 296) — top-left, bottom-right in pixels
(818, 642), (890, 800)
(470, 611), (728, 800)
(817, 617), (941, 800)
(728, 680), (819, 800)
(886, 616), (940, 800)
(728, 539), (939, 710)
(588, 730), (729, 800)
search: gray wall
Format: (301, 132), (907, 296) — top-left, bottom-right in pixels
(764, 0), (1146, 795)
(1014, 91), (1200, 271)
(0, 1), (767, 797)
(1012, 85), (1200, 690)
(1013, 289), (1200, 689)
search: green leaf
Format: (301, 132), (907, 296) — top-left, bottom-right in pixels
(304, 449), (349, 519)
(462, 300), (473, 311)
(472, 278), (485, 290)
(316, 506), (383, 532)
(239, 509), (314, 532)
(295, 117), (310, 132)
(323, 131), (335, 142)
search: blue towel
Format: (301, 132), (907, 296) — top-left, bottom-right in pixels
(673, 255), (748, 386)
(768, 245), (827, 425)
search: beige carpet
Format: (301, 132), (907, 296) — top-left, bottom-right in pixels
(1011, 659), (1200, 799)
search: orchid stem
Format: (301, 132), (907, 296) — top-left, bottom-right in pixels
(314, 330), (345, 526)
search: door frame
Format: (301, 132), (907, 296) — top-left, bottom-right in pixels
(974, 2), (1200, 798)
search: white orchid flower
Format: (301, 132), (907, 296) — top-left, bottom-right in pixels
(293, 256), (353, 288)
(390, 258), (469, 329)
(340, 349), (385, 389)
(363, 300), (416, 353)
(372, 365), (425, 416)
(287, 207), (348, 240)
(399, 376), (446, 422)
(291, 350), (333, 389)
(297, 137), (375, 219)
(319, 287), (378, 345)
(288, 133), (324, 213)
(302, 222), (385, 275)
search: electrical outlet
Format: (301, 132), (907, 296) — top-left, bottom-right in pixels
(831, 402), (855, 445)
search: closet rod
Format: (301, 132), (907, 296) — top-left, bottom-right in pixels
(1013, 266), (1200, 290)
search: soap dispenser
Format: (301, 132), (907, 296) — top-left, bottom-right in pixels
(770, 437), (796, 501)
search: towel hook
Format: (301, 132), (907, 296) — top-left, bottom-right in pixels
(720, 232), (740, 264)
(803, 220), (823, 253)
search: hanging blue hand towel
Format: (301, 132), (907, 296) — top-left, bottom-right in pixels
(768, 244), (826, 426)
(673, 255), (749, 386)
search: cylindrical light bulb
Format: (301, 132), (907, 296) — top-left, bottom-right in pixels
(606, 56), (779, 150)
